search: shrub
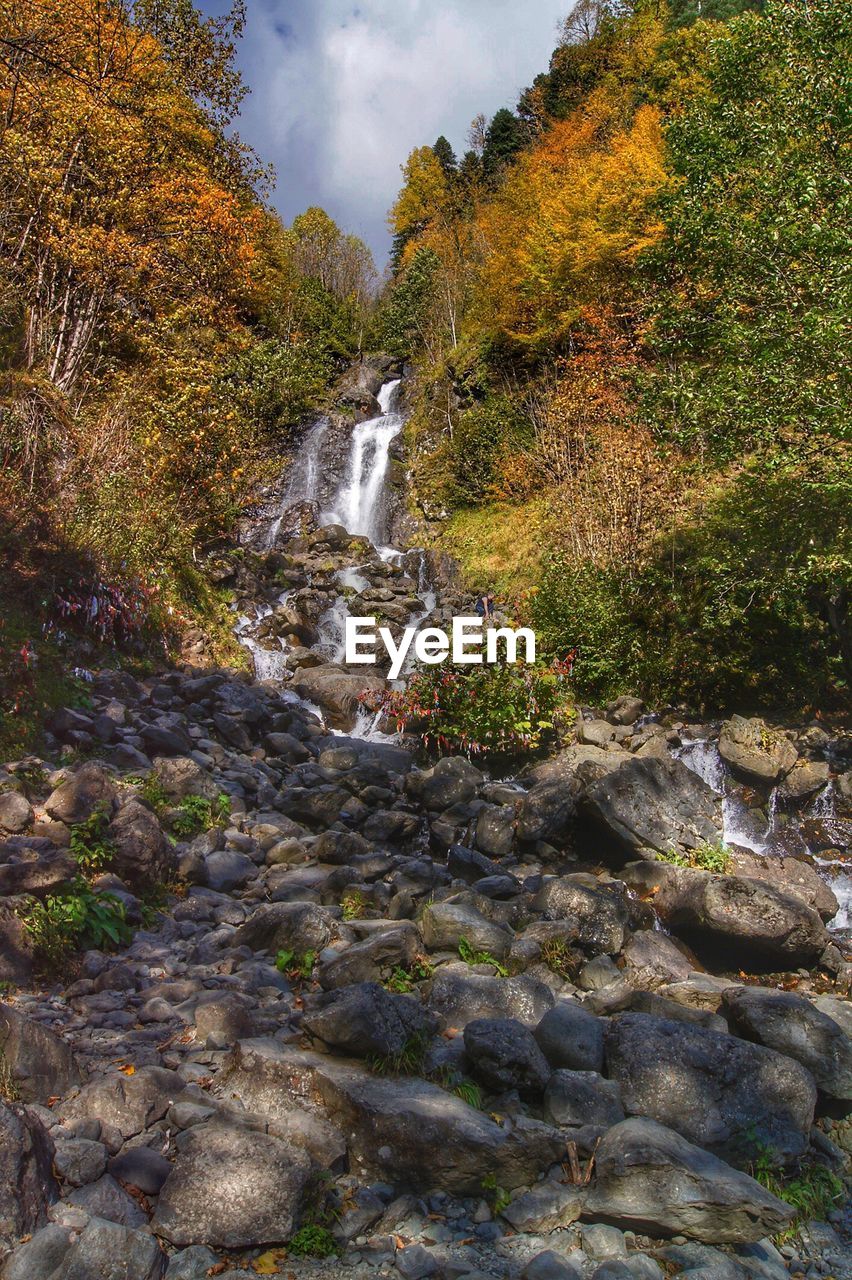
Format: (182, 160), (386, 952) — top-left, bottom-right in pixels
(364, 660), (573, 756)
(659, 842), (732, 873)
(288, 1225), (338, 1258)
(19, 880), (132, 972)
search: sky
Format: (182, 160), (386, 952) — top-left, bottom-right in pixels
(207, 0), (571, 267)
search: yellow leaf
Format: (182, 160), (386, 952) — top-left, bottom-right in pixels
(252, 1251), (284, 1274)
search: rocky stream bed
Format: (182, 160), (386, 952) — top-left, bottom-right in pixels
(0, 371), (850, 1280)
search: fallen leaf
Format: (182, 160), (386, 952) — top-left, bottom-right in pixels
(252, 1250), (285, 1274)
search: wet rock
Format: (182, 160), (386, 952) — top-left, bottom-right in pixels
(420, 901), (513, 959)
(727, 848), (838, 921)
(722, 985), (852, 1100)
(604, 1013), (816, 1167)
(428, 965), (555, 1028)
(581, 756), (722, 860)
(584, 1117), (795, 1243)
(45, 762), (117, 825)
(543, 1070), (625, 1130)
(719, 716), (798, 785)
(152, 1120), (310, 1248)
(534, 1001), (606, 1073)
(0, 1101), (58, 1251)
(621, 862), (831, 969)
(240, 1045), (565, 1194)
(291, 664), (386, 730)
(779, 757), (830, 800)
(108, 799), (173, 889)
(463, 1018), (552, 1099)
(534, 875), (630, 956)
(405, 757), (483, 811)
(303, 982), (438, 1059)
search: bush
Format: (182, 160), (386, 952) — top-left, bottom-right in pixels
(19, 880), (132, 972)
(364, 660), (573, 756)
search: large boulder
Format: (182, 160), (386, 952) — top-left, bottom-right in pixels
(108, 799), (173, 889)
(0, 1102), (57, 1252)
(302, 982), (438, 1060)
(516, 777), (580, 846)
(727, 848), (838, 921)
(318, 924), (420, 990)
(604, 1013), (816, 1167)
(45, 762), (116, 825)
(229, 1043), (565, 1195)
(291, 664), (386, 730)
(0, 793), (33, 835)
(718, 716), (798, 785)
(581, 756), (722, 861)
(151, 756), (218, 803)
(630, 861), (830, 969)
(41, 1217), (165, 1279)
(463, 1018), (552, 1099)
(406, 757), (483, 811)
(722, 986), (852, 1101)
(0, 843), (76, 897)
(584, 1118), (795, 1244)
(152, 1120), (310, 1248)
(534, 874), (630, 956)
(0, 1005), (82, 1103)
(0, 902), (34, 982)
(543, 1070), (625, 1130)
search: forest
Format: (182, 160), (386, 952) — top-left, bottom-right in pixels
(0, 0), (849, 744)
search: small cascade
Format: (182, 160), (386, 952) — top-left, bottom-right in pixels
(265, 416), (329, 549)
(326, 379), (402, 542)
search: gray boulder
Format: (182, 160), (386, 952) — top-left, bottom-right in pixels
(0, 1223), (72, 1280)
(58, 1066), (184, 1141)
(237, 1045), (564, 1195)
(516, 777), (580, 845)
(0, 846), (76, 897)
(231, 901), (336, 956)
(534, 874), (630, 955)
(291, 664), (386, 730)
(463, 1018), (552, 1099)
(428, 965), (555, 1029)
(620, 862), (831, 969)
(605, 1013), (816, 1167)
(303, 982), (437, 1060)
(45, 762), (117, 825)
(722, 986), (852, 1100)
(534, 1002), (605, 1073)
(543, 1070), (625, 1130)
(0, 1102), (57, 1251)
(405, 757), (483, 811)
(420, 901), (513, 959)
(318, 924), (421, 990)
(581, 756), (721, 860)
(718, 716), (797, 785)
(502, 1182), (583, 1233)
(0, 1004), (82, 1103)
(45, 1215), (166, 1279)
(68, 1173), (147, 1227)
(151, 756), (218, 802)
(0, 793), (33, 835)
(584, 1117), (795, 1243)
(108, 799), (173, 888)
(152, 1121), (310, 1248)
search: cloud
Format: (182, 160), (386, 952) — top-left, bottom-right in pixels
(228, 0), (569, 265)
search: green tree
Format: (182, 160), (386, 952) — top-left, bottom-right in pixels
(432, 135), (458, 179)
(644, 0), (851, 458)
(482, 108), (524, 182)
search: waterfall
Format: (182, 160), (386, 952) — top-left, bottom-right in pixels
(265, 416), (329, 549)
(327, 379), (402, 543)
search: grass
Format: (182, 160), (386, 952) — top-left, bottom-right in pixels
(138, 775), (230, 840)
(341, 890), (367, 921)
(659, 840), (732, 873)
(482, 1172), (511, 1215)
(366, 1032), (429, 1077)
(288, 1225), (338, 1258)
(751, 1143), (846, 1241)
(459, 936), (509, 977)
(275, 948), (317, 980)
(384, 957), (433, 993)
(0, 1046), (20, 1102)
(540, 937), (575, 979)
(439, 499), (548, 602)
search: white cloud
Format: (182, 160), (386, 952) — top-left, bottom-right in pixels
(233, 0), (569, 263)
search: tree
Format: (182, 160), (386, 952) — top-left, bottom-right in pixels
(388, 146), (449, 263)
(645, 0), (852, 457)
(432, 135), (458, 179)
(481, 108), (524, 182)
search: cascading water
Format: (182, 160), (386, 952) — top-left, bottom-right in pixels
(265, 416), (329, 550)
(326, 379), (402, 543)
